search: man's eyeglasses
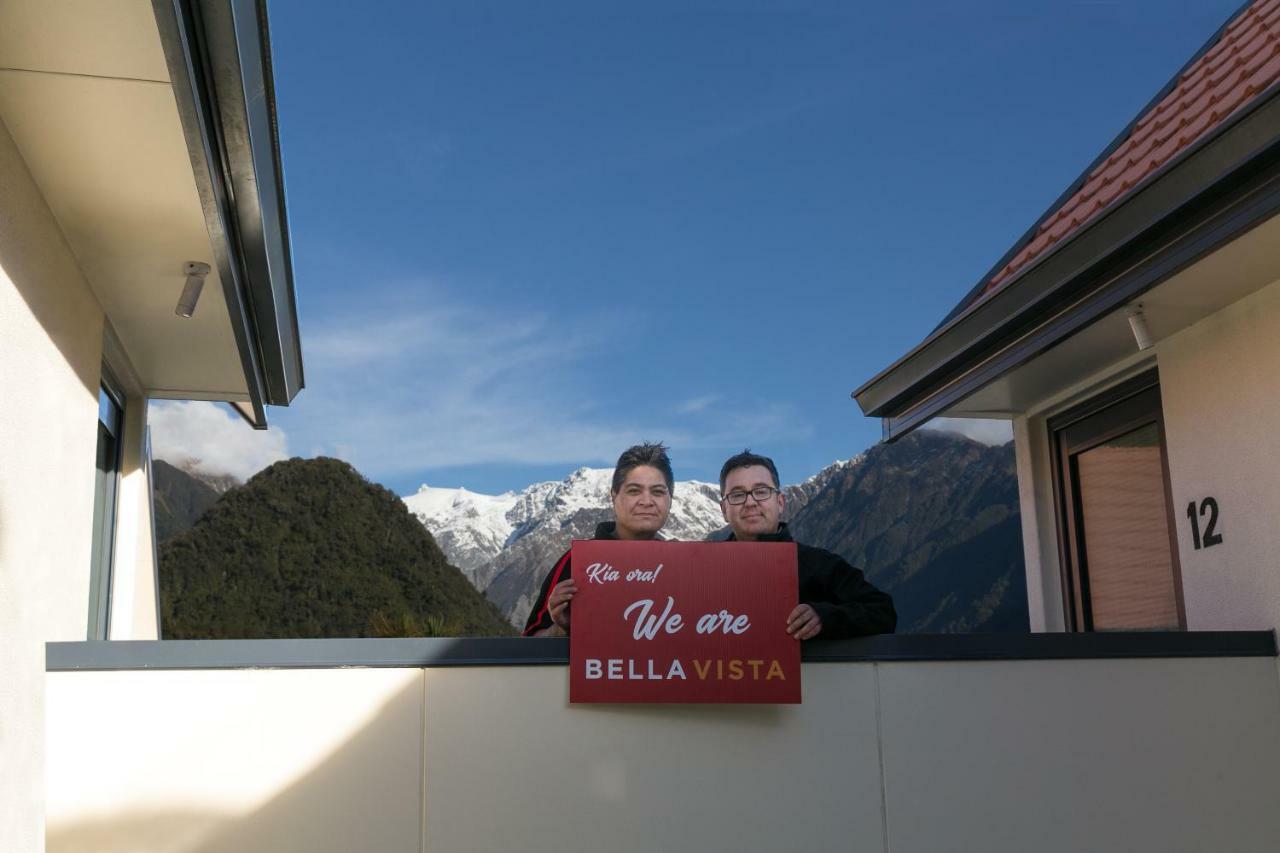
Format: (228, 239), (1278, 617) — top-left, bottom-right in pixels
(722, 486), (780, 505)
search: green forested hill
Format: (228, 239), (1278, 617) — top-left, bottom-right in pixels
(159, 457), (515, 638)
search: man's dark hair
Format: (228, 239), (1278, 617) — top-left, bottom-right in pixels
(719, 449), (780, 491)
(612, 442), (675, 494)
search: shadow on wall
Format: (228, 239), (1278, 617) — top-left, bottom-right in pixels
(46, 811), (232, 853)
(0, 148), (104, 399)
(0, 111), (103, 397)
(48, 675), (424, 853)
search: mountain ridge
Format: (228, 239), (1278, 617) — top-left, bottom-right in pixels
(153, 432), (1028, 637)
(404, 466), (730, 590)
(406, 433), (1027, 632)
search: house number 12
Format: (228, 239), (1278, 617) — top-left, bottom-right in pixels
(1186, 497), (1223, 550)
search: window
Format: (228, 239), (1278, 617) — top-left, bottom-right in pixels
(1049, 370), (1184, 631)
(88, 374), (125, 640)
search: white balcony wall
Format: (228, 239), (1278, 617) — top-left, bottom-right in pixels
(46, 657), (1280, 853)
(46, 668), (423, 853)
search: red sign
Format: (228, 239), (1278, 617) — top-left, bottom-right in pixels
(569, 540), (801, 704)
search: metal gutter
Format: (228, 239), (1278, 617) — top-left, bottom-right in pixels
(884, 150), (1280, 440)
(853, 84), (1280, 438)
(151, 0), (305, 428)
(46, 631), (1276, 671)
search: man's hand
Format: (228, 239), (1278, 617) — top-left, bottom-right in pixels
(786, 604), (822, 640)
(549, 579), (578, 632)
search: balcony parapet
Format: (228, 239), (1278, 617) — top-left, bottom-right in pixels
(47, 630), (1276, 671)
(45, 629), (1280, 852)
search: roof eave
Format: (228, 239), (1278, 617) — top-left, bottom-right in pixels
(152, 0), (305, 428)
(854, 85), (1280, 441)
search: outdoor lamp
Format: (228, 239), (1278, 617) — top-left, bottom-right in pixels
(1126, 303), (1153, 351)
(175, 261), (211, 318)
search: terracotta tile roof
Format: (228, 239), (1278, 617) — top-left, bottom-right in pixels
(975, 0), (1280, 302)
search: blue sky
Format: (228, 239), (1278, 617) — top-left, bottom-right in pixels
(203, 0), (1242, 494)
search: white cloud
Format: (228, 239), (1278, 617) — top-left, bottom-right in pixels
(283, 294), (808, 480)
(148, 401), (290, 481)
(675, 394), (722, 415)
(922, 417), (1014, 446)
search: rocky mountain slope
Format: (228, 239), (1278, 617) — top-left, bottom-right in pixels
(789, 431), (1027, 632)
(152, 459), (223, 543)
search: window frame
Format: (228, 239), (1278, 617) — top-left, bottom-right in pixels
(1047, 369), (1186, 632)
(87, 368), (126, 640)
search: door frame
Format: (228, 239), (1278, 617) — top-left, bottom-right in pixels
(1047, 369), (1186, 631)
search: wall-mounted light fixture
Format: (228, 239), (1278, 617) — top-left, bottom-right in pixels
(175, 261), (211, 318)
(1126, 303), (1153, 351)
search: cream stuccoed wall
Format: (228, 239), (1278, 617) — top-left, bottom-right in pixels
(1158, 276), (1280, 633)
(0, 115), (104, 853)
(46, 659), (1280, 853)
(46, 668), (426, 853)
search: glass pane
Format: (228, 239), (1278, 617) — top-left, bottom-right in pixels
(89, 395), (123, 639)
(98, 384), (121, 436)
(1075, 422), (1178, 630)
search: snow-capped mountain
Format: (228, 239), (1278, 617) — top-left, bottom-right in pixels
(403, 467), (727, 592)
(402, 459), (861, 626)
(402, 486), (520, 580)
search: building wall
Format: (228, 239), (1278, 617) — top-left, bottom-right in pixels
(45, 657), (1280, 853)
(1159, 276), (1280, 632)
(1013, 415), (1065, 632)
(113, 395), (161, 641)
(0, 116), (104, 853)
(1011, 273), (1280, 637)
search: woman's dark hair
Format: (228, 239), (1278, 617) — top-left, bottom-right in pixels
(611, 442), (674, 494)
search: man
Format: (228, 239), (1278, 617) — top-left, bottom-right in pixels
(522, 442), (674, 637)
(719, 450), (896, 639)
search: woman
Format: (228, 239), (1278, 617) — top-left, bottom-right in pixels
(522, 442), (674, 637)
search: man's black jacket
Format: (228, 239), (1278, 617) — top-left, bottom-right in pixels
(725, 523), (896, 638)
